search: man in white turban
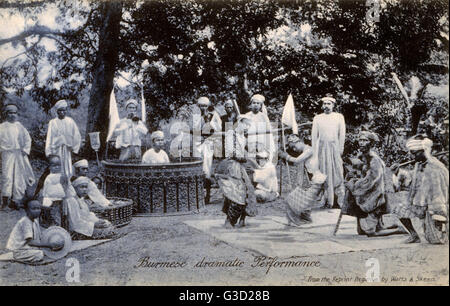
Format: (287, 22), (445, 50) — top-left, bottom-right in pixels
(72, 159), (111, 210)
(113, 99), (148, 161)
(191, 96), (221, 204)
(392, 135), (449, 244)
(0, 104), (35, 210)
(244, 94), (276, 162)
(311, 96), (346, 208)
(142, 131), (170, 164)
(65, 176), (115, 239)
(45, 100), (81, 179)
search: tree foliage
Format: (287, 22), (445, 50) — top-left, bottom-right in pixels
(0, 0), (448, 163)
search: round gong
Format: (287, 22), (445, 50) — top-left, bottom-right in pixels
(102, 158), (205, 215)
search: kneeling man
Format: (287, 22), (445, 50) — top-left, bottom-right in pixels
(344, 131), (404, 237)
(392, 135), (449, 244)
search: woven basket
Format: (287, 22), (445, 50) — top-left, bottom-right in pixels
(423, 212), (449, 244)
(92, 197), (133, 227)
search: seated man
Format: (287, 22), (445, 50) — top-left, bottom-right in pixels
(392, 135), (449, 244)
(40, 155), (72, 228)
(72, 159), (111, 211)
(142, 131), (170, 164)
(65, 176), (116, 240)
(253, 150), (279, 202)
(6, 199), (64, 264)
(343, 131), (404, 237)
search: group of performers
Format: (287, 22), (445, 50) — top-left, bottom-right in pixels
(167, 93), (447, 244)
(0, 92), (448, 262)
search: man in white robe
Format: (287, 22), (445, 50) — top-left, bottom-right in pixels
(244, 94), (276, 164)
(66, 176), (114, 239)
(113, 100), (148, 161)
(40, 155), (72, 228)
(0, 104), (35, 210)
(142, 131), (170, 164)
(311, 96), (346, 208)
(253, 150), (279, 202)
(45, 100), (81, 179)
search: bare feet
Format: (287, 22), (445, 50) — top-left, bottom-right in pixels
(224, 219), (233, 229)
(404, 234), (421, 244)
(0, 205), (12, 212)
(236, 219), (246, 228)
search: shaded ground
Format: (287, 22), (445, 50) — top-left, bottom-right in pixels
(0, 160), (448, 285)
(1, 194), (448, 286)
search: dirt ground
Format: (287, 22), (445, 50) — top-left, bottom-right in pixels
(0, 161), (448, 286)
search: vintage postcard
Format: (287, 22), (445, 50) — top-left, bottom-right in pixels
(0, 0), (448, 289)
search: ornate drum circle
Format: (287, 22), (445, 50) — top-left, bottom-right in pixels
(102, 158), (205, 215)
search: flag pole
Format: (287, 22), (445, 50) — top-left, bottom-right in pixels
(233, 99), (241, 117)
(141, 85), (148, 154)
(95, 151), (100, 167)
(333, 210), (343, 236)
(279, 160), (282, 194)
(281, 121), (293, 189)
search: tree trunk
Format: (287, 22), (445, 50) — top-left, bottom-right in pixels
(235, 71), (251, 113)
(85, 1), (123, 158)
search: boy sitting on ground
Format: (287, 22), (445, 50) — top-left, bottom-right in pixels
(6, 200), (63, 264)
(142, 131), (170, 164)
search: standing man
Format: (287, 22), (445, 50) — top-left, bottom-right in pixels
(221, 99), (239, 130)
(192, 97), (221, 204)
(0, 104), (35, 210)
(244, 94), (276, 162)
(113, 99), (148, 161)
(45, 100), (81, 179)
(221, 99), (239, 158)
(392, 135), (449, 244)
(311, 96), (346, 208)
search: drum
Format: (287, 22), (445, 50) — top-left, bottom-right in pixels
(91, 198), (133, 227)
(102, 158), (205, 215)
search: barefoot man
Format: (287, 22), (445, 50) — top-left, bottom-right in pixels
(0, 104), (35, 210)
(311, 96), (346, 208)
(45, 100), (81, 179)
(392, 135), (449, 244)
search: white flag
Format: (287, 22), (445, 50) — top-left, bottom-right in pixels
(106, 88), (120, 142)
(281, 93), (298, 134)
(141, 86), (146, 123)
(391, 72), (411, 107)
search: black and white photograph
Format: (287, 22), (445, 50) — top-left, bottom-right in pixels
(0, 0), (448, 288)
